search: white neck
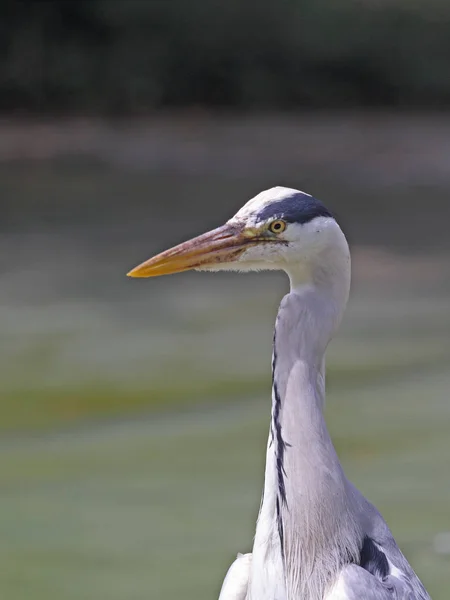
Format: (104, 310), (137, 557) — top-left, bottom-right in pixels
(249, 244), (362, 600)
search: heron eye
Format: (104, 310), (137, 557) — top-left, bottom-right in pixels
(269, 219), (286, 234)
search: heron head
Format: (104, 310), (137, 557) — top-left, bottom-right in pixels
(127, 186), (345, 280)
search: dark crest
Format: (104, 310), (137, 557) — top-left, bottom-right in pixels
(256, 191), (333, 225)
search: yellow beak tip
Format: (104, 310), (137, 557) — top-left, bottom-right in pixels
(127, 268), (146, 278)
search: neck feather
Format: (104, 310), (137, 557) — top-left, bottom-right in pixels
(250, 250), (362, 600)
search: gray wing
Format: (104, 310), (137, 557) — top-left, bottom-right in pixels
(339, 482), (431, 600)
(218, 553), (252, 600)
(326, 564), (415, 599)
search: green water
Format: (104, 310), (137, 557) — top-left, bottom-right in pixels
(1, 160), (449, 598)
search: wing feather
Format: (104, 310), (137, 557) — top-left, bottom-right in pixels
(326, 564), (399, 600)
(218, 553), (252, 600)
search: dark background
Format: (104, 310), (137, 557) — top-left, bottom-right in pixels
(2, 0), (450, 113)
(0, 2), (449, 600)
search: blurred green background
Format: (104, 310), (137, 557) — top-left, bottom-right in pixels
(1, 1), (450, 599)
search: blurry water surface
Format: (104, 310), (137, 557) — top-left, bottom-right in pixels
(0, 116), (449, 599)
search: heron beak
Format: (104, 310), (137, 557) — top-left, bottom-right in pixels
(127, 223), (258, 278)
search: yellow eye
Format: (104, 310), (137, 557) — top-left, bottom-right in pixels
(269, 219), (286, 234)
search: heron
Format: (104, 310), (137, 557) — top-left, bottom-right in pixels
(128, 187), (431, 600)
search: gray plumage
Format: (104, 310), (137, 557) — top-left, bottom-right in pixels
(127, 186), (431, 600)
(217, 188), (431, 600)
